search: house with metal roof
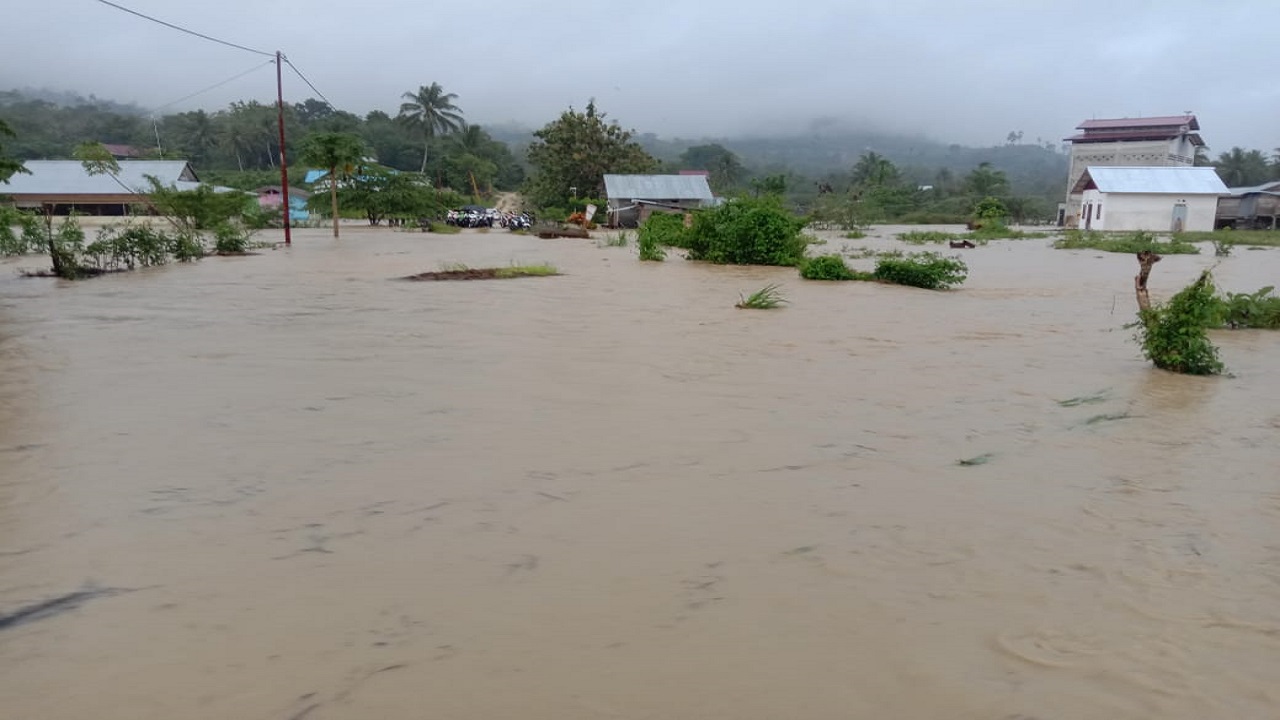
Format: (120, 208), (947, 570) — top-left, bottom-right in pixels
(1070, 166), (1228, 232)
(603, 174), (715, 227)
(0, 160), (232, 215)
(1215, 180), (1280, 230)
(1061, 114), (1204, 226)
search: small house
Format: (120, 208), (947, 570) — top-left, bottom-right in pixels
(603, 174), (715, 228)
(1215, 181), (1280, 230)
(1069, 166), (1228, 232)
(255, 185), (311, 222)
(1, 160), (233, 216)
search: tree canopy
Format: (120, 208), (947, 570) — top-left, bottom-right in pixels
(0, 118), (29, 183)
(299, 132), (367, 238)
(525, 101), (656, 208)
(398, 83), (464, 175)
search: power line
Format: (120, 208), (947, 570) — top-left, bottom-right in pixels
(284, 58), (336, 111)
(94, 0), (274, 57)
(146, 60), (275, 116)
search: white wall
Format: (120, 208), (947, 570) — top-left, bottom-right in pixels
(1064, 137), (1194, 225)
(1078, 190), (1218, 232)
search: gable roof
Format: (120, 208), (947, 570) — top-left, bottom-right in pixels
(1225, 180), (1280, 197)
(1077, 115), (1198, 131)
(603, 174), (714, 202)
(1073, 166), (1228, 195)
(1066, 114), (1204, 146)
(2, 160), (202, 195)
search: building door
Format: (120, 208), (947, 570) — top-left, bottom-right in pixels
(1083, 202), (1093, 229)
(1171, 203), (1188, 232)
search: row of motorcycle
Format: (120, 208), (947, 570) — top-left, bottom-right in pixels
(444, 208), (534, 230)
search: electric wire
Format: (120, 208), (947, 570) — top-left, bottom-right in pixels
(283, 58), (337, 111)
(94, 0), (274, 57)
(145, 60), (275, 116)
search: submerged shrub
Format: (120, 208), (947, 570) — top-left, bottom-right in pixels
(1137, 271), (1223, 375)
(872, 251), (968, 289)
(638, 211), (690, 249)
(686, 196), (807, 266)
(800, 254), (857, 280)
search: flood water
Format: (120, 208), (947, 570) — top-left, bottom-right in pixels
(2, 225), (1278, 719)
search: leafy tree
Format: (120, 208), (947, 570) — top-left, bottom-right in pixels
(398, 83), (464, 175)
(1214, 147), (1272, 187)
(334, 169), (445, 225)
(851, 152), (899, 187)
(679, 143), (746, 192)
(299, 132), (367, 238)
(525, 101), (656, 208)
(964, 162), (1009, 197)
(0, 118), (29, 183)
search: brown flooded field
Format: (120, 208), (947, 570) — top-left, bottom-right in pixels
(2, 225), (1278, 719)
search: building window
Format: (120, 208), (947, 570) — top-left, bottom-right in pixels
(1096, 204), (1102, 220)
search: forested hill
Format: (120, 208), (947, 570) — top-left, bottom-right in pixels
(3, 87), (1067, 199)
(487, 124), (1069, 199)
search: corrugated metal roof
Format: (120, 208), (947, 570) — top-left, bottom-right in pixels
(2, 160), (199, 195)
(1077, 115), (1198, 131)
(603, 174), (714, 202)
(1226, 180), (1280, 196)
(1079, 166), (1228, 195)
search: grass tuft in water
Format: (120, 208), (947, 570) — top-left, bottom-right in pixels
(736, 283), (788, 309)
(957, 453), (994, 466)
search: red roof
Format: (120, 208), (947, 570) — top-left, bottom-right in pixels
(102, 143), (145, 158)
(1076, 115), (1198, 131)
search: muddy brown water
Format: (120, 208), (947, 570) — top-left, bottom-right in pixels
(1, 225), (1278, 719)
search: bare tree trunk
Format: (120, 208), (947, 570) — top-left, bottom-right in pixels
(1134, 250), (1162, 314)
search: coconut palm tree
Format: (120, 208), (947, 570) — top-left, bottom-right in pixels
(398, 83), (464, 175)
(299, 132), (367, 238)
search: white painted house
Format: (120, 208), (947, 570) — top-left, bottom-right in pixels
(1070, 166), (1228, 233)
(1061, 115), (1204, 226)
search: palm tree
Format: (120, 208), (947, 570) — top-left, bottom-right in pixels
(851, 152), (899, 187)
(398, 83), (464, 175)
(299, 132), (367, 238)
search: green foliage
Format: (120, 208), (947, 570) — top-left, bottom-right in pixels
(899, 230), (962, 244)
(598, 231), (629, 248)
(800, 254), (857, 280)
(872, 251), (968, 290)
(398, 82), (464, 173)
(493, 263), (558, 278)
(330, 170), (445, 225)
(212, 222), (251, 254)
(82, 224), (167, 270)
(1175, 230), (1280, 248)
(1215, 285), (1280, 329)
(637, 226), (666, 261)
(525, 101), (656, 208)
(736, 284), (788, 309)
(300, 132), (368, 237)
(146, 179), (254, 230)
(973, 196), (1008, 221)
(73, 141), (121, 177)
(843, 228), (866, 239)
(685, 196), (807, 266)
(679, 144), (746, 192)
(1055, 230), (1200, 255)
(0, 118), (29, 184)
(0, 207), (37, 255)
(749, 174), (787, 197)
(426, 221), (461, 234)
(638, 211), (690, 249)
(1136, 271), (1224, 375)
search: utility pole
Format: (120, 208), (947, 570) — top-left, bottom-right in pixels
(276, 51), (292, 246)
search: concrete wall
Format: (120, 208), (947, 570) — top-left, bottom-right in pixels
(1064, 138), (1193, 225)
(1079, 189), (1217, 232)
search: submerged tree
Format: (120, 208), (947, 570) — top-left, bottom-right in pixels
(398, 83), (464, 175)
(300, 132), (367, 238)
(525, 101), (655, 208)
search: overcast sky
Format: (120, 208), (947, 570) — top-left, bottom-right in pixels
(4, 0), (1278, 151)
